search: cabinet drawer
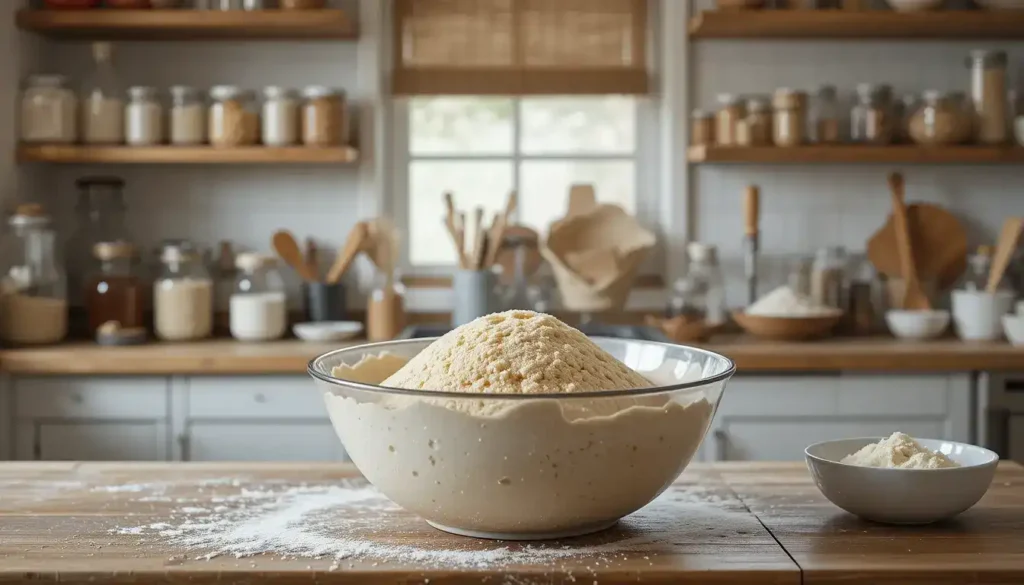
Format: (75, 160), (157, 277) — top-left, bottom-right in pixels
(15, 377), (169, 419)
(18, 421), (167, 461)
(837, 375), (949, 416)
(187, 376), (325, 419)
(185, 422), (344, 462)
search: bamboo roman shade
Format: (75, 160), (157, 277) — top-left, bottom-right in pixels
(391, 0), (649, 95)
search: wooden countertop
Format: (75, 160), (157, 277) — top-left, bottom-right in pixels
(1, 336), (1022, 375)
(1, 462), (1020, 584)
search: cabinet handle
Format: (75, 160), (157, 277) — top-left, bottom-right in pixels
(178, 434), (190, 462)
(714, 430), (728, 462)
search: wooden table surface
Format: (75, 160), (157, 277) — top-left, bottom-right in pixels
(2, 336), (1023, 375)
(1, 462), (1021, 584)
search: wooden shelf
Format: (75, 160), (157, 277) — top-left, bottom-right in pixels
(687, 145), (1024, 164)
(17, 145), (359, 165)
(689, 9), (1024, 40)
(15, 9), (357, 40)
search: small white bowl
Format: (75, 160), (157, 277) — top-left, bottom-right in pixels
(805, 437), (998, 525)
(1002, 314), (1024, 346)
(885, 309), (950, 340)
(293, 321), (363, 342)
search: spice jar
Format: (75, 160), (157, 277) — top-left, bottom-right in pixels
(261, 86), (300, 147)
(967, 49), (1009, 145)
(909, 90), (962, 146)
(690, 109), (714, 147)
(0, 205), (67, 346)
(738, 96), (772, 146)
(300, 86), (346, 146)
(125, 86), (164, 146)
(209, 85), (258, 147)
(20, 74), (77, 144)
(810, 84), (841, 144)
(169, 86), (205, 145)
(772, 88), (806, 147)
(154, 242), (213, 341)
(714, 94), (744, 147)
(229, 253), (287, 342)
(850, 83), (892, 144)
(86, 241), (146, 336)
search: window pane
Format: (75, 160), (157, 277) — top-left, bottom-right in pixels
(519, 161), (635, 234)
(409, 161), (515, 266)
(410, 97), (514, 155)
(519, 97), (635, 155)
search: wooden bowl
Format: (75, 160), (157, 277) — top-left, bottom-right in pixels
(715, 0), (767, 9)
(646, 315), (715, 343)
(732, 310), (842, 341)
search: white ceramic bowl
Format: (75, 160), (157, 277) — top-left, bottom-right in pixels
(886, 0), (943, 10)
(293, 321), (363, 342)
(309, 337), (735, 540)
(885, 309), (950, 340)
(1002, 314), (1024, 346)
(952, 289), (1015, 341)
(805, 437), (998, 525)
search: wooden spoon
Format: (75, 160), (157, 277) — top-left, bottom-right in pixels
(325, 221), (368, 284)
(888, 173), (930, 310)
(986, 217), (1024, 293)
(272, 230), (317, 282)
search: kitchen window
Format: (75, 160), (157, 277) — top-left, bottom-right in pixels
(392, 95), (651, 268)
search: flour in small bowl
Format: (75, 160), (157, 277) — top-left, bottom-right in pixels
(841, 432), (960, 469)
(746, 285), (840, 318)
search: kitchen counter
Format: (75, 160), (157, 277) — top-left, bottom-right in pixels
(1, 337), (1023, 375)
(0, 461), (1020, 584)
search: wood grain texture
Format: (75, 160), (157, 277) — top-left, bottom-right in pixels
(16, 9), (357, 40)
(17, 145), (359, 165)
(0, 463), (799, 584)
(719, 462), (1024, 585)
(689, 9), (1024, 40)
(688, 145), (1024, 165)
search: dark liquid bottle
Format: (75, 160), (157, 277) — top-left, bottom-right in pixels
(85, 242), (146, 335)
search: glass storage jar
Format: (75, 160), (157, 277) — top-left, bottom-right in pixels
(772, 88), (806, 147)
(86, 241), (146, 336)
(809, 84), (841, 144)
(714, 93), (744, 147)
(81, 42), (124, 145)
(738, 96), (772, 146)
(154, 241), (213, 341)
(125, 86), (164, 146)
(686, 242), (726, 326)
(209, 85), (258, 147)
(850, 83), (892, 144)
(0, 205), (67, 346)
(261, 86), (300, 146)
(690, 109), (714, 147)
(301, 86), (346, 146)
(949, 91), (975, 144)
(895, 93), (919, 144)
(967, 49), (1008, 145)
(64, 176), (132, 309)
(810, 246), (846, 309)
(169, 85), (205, 145)
(20, 74), (77, 144)
(229, 253), (287, 341)
(909, 90), (962, 146)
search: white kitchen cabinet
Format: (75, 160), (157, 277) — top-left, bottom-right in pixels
(184, 422), (343, 461)
(15, 421), (166, 461)
(703, 374), (972, 462)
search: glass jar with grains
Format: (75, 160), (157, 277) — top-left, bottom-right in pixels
(301, 86), (346, 146)
(125, 86), (164, 146)
(209, 85), (259, 147)
(169, 86), (206, 146)
(809, 84), (841, 144)
(738, 96), (772, 146)
(0, 205), (67, 346)
(967, 49), (1009, 145)
(714, 93), (744, 147)
(772, 88), (807, 147)
(20, 74), (77, 144)
(229, 253), (287, 342)
(86, 241), (146, 336)
(81, 42), (124, 145)
(690, 109), (714, 147)
(909, 90), (963, 146)
(261, 86), (300, 147)
(154, 242), (213, 341)
(850, 83), (892, 144)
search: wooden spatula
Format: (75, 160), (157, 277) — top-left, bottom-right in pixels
(986, 217), (1024, 293)
(272, 230), (317, 282)
(888, 173), (930, 310)
(325, 221), (368, 284)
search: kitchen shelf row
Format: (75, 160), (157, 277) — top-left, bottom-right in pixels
(17, 145), (359, 164)
(688, 145), (1024, 164)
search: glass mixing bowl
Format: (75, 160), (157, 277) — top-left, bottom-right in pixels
(309, 337), (735, 540)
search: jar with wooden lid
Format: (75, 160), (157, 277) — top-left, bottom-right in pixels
(714, 94), (745, 147)
(738, 96), (771, 146)
(809, 84), (841, 144)
(154, 242), (213, 341)
(967, 49), (1008, 145)
(0, 204), (67, 346)
(909, 90), (962, 146)
(208, 85), (258, 147)
(690, 109), (714, 147)
(850, 83), (892, 144)
(301, 86), (346, 146)
(772, 88), (806, 147)
(86, 241), (146, 336)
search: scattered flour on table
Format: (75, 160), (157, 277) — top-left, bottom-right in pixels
(841, 432), (960, 469)
(745, 285), (838, 318)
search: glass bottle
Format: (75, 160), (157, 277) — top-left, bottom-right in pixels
(686, 242), (725, 326)
(667, 274), (706, 323)
(787, 256), (814, 298)
(85, 241), (146, 336)
(0, 204), (67, 346)
(850, 83), (892, 144)
(811, 246), (847, 309)
(229, 253), (287, 341)
(810, 84), (841, 144)
(968, 49), (1009, 145)
(154, 241), (213, 341)
(64, 176), (131, 309)
(81, 42), (124, 145)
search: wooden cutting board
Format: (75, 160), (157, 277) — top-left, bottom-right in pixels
(867, 203), (967, 290)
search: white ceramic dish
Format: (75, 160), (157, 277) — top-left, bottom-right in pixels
(309, 337), (735, 540)
(951, 289), (1015, 341)
(805, 437), (998, 525)
(1002, 314), (1024, 346)
(885, 309), (950, 340)
(886, 0), (943, 10)
(293, 321), (363, 342)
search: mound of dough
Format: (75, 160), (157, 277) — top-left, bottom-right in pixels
(381, 310), (651, 394)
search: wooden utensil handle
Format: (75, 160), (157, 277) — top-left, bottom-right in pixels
(744, 185), (760, 237)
